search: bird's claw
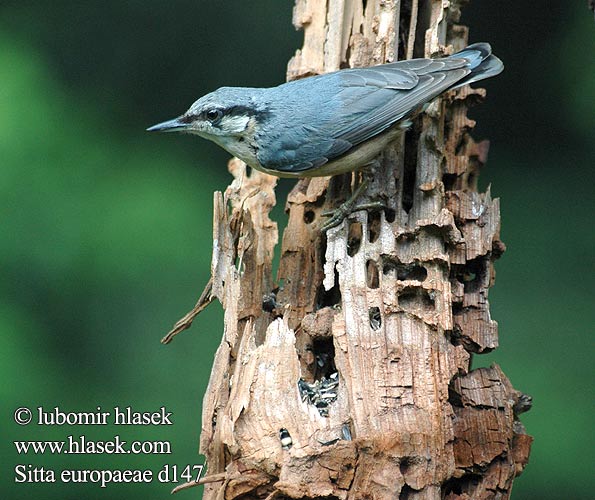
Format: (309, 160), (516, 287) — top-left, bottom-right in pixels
(320, 201), (356, 232)
(320, 201), (387, 232)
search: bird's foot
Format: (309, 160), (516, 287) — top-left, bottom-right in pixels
(321, 201), (356, 232)
(320, 161), (387, 232)
(321, 200), (387, 232)
(320, 175), (366, 231)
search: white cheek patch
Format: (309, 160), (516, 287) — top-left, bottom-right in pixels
(219, 115), (250, 134)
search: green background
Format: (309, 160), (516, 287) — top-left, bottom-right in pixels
(1, 1), (593, 499)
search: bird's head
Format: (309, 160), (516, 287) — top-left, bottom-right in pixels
(147, 87), (267, 142)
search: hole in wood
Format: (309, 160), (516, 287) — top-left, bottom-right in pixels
(399, 456), (417, 477)
(368, 209), (382, 243)
(397, 8), (409, 61)
(382, 258), (397, 276)
(442, 477), (463, 495)
(382, 258), (427, 282)
(211, 408), (217, 430)
(399, 484), (415, 500)
(297, 372), (339, 418)
(298, 339), (338, 418)
(402, 126), (418, 214)
(443, 172), (457, 191)
(347, 220), (363, 256)
(311, 337), (336, 379)
(399, 286), (435, 311)
(303, 209), (315, 224)
(447, 375), (464, 408)
(262, 289), (279, 313)
(366, 259), (379, 289)
(316, 266), (341, 309)
(442, 475), (481, 496)
(452, 257), (487, 294)
(397, 263), (427, 281)
(369, 306), (382, 330)
(446, 323), (464, 347)
(384, 207), (396, 223)
(279, 428), (292, 450)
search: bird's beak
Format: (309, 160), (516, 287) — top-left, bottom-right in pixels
(146, 117), (189, 133)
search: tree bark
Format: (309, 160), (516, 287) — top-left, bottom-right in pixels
(198, 1), (532, 498)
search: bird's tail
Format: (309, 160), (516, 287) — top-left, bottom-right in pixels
(450, 42), (504, 88)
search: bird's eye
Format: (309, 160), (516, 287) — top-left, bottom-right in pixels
(205, 109), (223, 122)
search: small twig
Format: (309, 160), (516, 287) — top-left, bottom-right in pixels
(161, 277), (214, 344)
(170, 472), (226, 495)
(162, 183), (260, 345)
(406, 0), (419, 60)
(264, 488), (280, 500)
(161, 184), (258, 345)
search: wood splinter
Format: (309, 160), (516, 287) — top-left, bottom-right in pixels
(161, 182), (260, 344)
(170, 472), (226, 495)
(161, 278), (214, 344)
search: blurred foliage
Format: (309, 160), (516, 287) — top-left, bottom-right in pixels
(1, 1), (593, 499)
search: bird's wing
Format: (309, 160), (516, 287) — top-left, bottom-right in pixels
(258, 58), (470, 174)
(331, 65), (469, 146)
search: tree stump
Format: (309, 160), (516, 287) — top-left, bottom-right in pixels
(198, 1), (532, 498)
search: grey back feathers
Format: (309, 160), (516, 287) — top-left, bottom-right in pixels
(254, 42), (502, 173)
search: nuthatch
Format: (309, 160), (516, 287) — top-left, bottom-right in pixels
(148, 43), (502, 227)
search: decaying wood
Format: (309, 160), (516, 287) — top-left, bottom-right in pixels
(197, 1), (532, 498)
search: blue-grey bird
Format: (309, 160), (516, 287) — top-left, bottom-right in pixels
(148, 43), (502, 226)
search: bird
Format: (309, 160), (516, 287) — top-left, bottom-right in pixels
(148, 43), (502, 228)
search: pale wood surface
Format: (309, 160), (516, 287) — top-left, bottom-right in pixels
(198, 1), (531, 498)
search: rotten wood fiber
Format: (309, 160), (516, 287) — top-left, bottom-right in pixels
(198, 1), (532, 499)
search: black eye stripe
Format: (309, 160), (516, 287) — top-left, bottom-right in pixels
(181, 106), (270, 124)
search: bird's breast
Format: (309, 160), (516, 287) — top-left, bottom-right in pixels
(213, 117), (261, 169)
